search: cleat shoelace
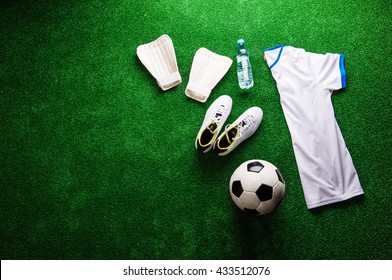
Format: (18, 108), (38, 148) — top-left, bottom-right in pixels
(224, 114), (255, 144)
(208, 105), (226, 133)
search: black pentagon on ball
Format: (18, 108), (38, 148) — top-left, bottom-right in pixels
(276, 169), (285, 184)
(256, 184), (273, 201)
(232, 180), (244, 198)
(247, 161), (264, 173)
(244, 208), (260, 215)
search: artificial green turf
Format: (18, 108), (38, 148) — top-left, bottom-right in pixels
(1, 0), (391, 260)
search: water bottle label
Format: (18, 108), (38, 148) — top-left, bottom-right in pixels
(238, 57), (249, 80)
(241, 57), (248, 69)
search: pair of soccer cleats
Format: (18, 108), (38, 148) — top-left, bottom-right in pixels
(195, 95), (263, 156)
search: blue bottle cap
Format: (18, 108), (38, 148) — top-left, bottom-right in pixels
(237, 39), (245, 45)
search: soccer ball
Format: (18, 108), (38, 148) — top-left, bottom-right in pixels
(229, 159), (285, 215)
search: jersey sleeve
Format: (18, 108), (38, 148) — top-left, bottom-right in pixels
(308, 52), (346, 91)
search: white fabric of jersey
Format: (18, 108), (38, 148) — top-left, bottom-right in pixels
(264, 45), (364, 209)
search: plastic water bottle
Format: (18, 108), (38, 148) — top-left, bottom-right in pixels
(236, 39), (254, 89)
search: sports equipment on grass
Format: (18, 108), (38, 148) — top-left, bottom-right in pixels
(264, 45), (364, 209)
(214, 106), (263, 156)
(2, 0), (390, 261)
(185, 48), (232, 102)
(236, 39), (254, 89)
(195, 95), (233, 153)
(230, 160), (285, 215)
(137, 34), (181, 91)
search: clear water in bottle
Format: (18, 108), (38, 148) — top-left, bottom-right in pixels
(236, 39), (254, 89)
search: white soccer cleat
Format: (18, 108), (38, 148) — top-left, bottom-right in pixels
(214, 106), (263, 156)
(195, 95), (233, 153)
(136, 34), (181, 91)
(186, 48), (233, 103)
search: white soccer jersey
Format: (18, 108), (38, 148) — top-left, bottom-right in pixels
(264, 45), (364, 209)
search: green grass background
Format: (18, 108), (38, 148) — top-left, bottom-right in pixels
(1, 0), (391, 260)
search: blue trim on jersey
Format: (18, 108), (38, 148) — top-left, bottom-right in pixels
(264, 45), (284, 52)
(264, 45), (284, 69)
(339, 54), (347, 88)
